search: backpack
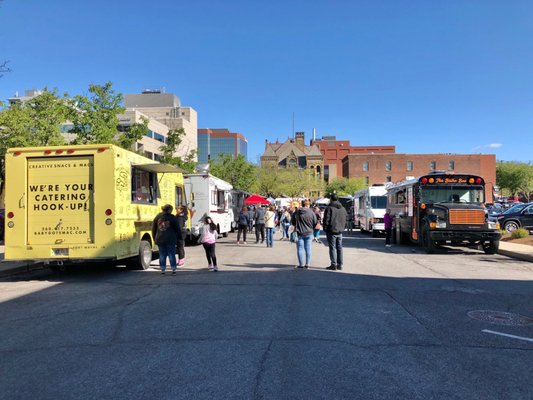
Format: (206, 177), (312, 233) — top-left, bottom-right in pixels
(157, 217), (170, 232)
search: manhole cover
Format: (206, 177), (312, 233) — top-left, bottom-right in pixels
(467, 310), (533, 326)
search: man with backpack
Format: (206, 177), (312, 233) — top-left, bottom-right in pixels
(152, 204), (182, 275)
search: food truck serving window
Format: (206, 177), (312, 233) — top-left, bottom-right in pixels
(131, 167), (158, 204)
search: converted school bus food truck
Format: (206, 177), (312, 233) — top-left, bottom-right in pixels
(4, 144), (187, 270)
(386, 172), (501, 254)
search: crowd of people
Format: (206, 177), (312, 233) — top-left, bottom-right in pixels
(151, 194), (390, 275)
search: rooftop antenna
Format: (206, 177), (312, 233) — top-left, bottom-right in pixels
(313, 128), (316, 141)
(292, 112), (295, 138)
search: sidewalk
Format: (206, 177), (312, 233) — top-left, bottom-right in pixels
(498, 241), (533, 263)
(1, 241), (531, 277)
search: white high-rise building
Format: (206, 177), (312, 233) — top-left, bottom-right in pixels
(124, 90), (198, 161)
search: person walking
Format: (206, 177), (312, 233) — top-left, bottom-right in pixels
(152, 204), (182, 275)
(264, 205), (277, 247)
(237, 205), (250, 244)
(254, 204), (266, 244)
(247, 205), (255, 233)
(291, 200), (317, 269)
(312, 206), (322, 242)
(323, 194), (347, 271)
(200, 215), (218, 271)
(279, 207), (291, 240)
(175, 204), (187, 266)
(384, 208), (393, 247)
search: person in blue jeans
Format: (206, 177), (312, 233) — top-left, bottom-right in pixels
(264, 205), (277, 247)
(151, 204), (182, 275)
(323, 194), (347, 271)
(291, 200), (317, 269)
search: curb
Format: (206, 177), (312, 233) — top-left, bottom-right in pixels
(498, 249), (533, 263)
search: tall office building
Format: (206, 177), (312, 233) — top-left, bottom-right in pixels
(197, 128), (248, 163)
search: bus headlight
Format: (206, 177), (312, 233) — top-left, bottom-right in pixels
(430, 220), (447, 229)
(488, 221), (500, 230)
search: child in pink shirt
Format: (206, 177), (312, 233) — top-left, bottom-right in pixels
(200, 215), (218, 271)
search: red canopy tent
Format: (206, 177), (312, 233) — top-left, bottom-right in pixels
(244, 194), (270, 205)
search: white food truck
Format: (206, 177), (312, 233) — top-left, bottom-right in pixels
(353, 185), (388, 237)
(184, 173), (233, 242)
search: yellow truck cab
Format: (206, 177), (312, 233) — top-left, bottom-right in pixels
(4, 144), (186, 270)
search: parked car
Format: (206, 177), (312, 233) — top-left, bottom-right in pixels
(496, 202), (533, 233)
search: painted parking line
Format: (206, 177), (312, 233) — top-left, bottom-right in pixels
(482, 329), (533, 343)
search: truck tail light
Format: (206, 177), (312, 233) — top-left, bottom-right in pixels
(105, 209), (113, 216)
(7, 212), (14, 218)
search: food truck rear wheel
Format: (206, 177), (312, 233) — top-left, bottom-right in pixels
(128, 240), (153, 270)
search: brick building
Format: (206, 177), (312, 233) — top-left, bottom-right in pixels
(310, 136), (395, 182)
(342, 153), (497, 201)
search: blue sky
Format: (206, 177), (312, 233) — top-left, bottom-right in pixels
(1, 0), (532, 163)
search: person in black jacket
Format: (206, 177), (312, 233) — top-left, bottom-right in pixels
(323, 194), (347, 271)
(175, 205), (188, 266)
(237, 206), (250, 244)
(152, 204), (182, 275)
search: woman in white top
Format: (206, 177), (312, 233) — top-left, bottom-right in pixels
(264, 205), (277, 248)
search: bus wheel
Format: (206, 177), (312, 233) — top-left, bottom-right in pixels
(422, 225), (436, 254)
(482, 241), (499, 255)
(371, 230), (378, 238)
(128, 240), (153, 270)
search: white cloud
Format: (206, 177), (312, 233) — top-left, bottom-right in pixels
(472, 143), (503, 151)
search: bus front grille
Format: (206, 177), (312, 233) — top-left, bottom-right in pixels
(449, 210), (485, 225)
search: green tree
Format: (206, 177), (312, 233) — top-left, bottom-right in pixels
(0, 89), (71, 193)
(252, 166), (324, 198)
(70, 82), (125, 145)
(209, 154), (256, 191)
(253, 166), (280, 197)
(496, 161), (532, 198)
(159, 127), (198, 173)
(325, 177), (365, 196)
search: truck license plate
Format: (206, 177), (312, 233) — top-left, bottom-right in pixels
(52, 248), (69, 257)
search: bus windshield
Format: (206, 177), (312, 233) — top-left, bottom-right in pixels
(370, 196), (387, 208)
(419, 186), (485, 204)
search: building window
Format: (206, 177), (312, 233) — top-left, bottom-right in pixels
(430, 161), (436, 170)
(407, 161), (413, 171)
(363, 161), (369, 171)
(386, 176), (392, 182)
(448, 161), (455, 170)
(385, 161), (392, 172)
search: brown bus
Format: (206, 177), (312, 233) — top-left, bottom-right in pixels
(387, 172), (501, 254)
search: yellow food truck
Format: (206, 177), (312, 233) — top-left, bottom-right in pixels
(3, 144), (186, 270)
